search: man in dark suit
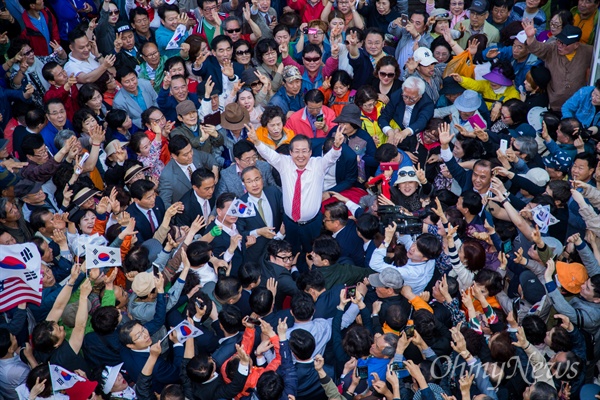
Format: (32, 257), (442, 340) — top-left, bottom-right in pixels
(288, 329), (329, 400)
(323, 201), (365, 267)
(236, 166), (284, 261)
(191, 35), (245, 95)
(296, 269), (345, 320)
(378, 76), (434, 150)
(215, 139), (277, 198)
(204, 192), (246, 276)
(315, 138), (358, 193)
(259, 240), (300, 310)
(126, 179), (166, 242)
(175, 168), (216, 230)
(212, 305), (244, 369)
(356, 213), (381, 268)
(158, 135), (219, 208)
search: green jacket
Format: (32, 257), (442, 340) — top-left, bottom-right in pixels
(139, 56), (168, 93)
(317, 263), (374, 290)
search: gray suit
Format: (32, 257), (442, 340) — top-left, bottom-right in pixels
(158, 150), (218, 207)
(112, 79), (158, 129)
(215, 161), (277, 198)
(251, 8), (277, 39)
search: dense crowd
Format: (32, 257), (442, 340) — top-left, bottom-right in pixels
(0, 0), (599, 398)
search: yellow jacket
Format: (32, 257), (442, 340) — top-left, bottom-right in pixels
(256, 125), (295, 150)
(459, 77), (520, 109)
(360, 101), (399, 147)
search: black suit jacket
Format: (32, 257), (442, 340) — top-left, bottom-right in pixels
(174, 188), (215, 230)
(212, 332), (243, 369)
(296, 361), (328, 400)
(311, 141), (358, 193)
(126, 196), (166, 242)
(334, 220), (365, 267)
(205, 221), (245, 276)
(237, 186), (284, 261)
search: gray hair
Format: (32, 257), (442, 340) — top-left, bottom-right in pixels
(402, 76), (426, 96)
(514, 136), (538, 161)
(222, 16), (242, 31)
(381, 333), (399, 358)
(54, 129), (76, 151)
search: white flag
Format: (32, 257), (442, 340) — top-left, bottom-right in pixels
(86, 244), (122, 269)
(531, 204), (558, 234)
(226, 198), (257, 218)
(164, 320), (202, 343)
(49, 364), (85, 391)
(166, 24), (187, 50)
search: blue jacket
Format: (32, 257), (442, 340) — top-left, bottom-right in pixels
(562, 86), (600, 128)
(191, 56), (244, 96)
(157, 88), (201, 123)
(155, 24), (190, 58)
(378, 90), (435, 138)
(40, 120), (74, 155)
(48, 0), (95, 40)
(483, 46), (539, 89)
(269, 86), (305, 116)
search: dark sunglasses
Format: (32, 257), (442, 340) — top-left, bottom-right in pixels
(109, 9), (119, 15)
(398, 170), (416, 177)
(23, 49), (34, 56)
(379, 71), (395, 78)
(250, 81), (263, 87)
(303, 56), (321, 63)
(226, 28), (242, 33)
(235, 49), (251, 56)
(436, 12), (450, 19)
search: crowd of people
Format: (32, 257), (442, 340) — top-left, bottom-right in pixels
(0, 0), (599, 398)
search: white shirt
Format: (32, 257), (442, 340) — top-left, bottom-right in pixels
(193, 191), (211, 216)
(136, 203), (159, 228)
(184, 263), (217, 286)
(256, 142), (341, 222)
(215, 218), (241, 262)
(64, 53), (101, 87)
(323, 162), (337, 191)
(175, 160), (196, 181)
(402, 105), (414, 129)
(248, 192), (273, 227)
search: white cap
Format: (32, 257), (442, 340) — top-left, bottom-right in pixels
(102, 363), (124, 394)
(413, 47), (438, 66)
(510, 30), (528, 44)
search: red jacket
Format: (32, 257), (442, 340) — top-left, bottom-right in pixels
(44, 84), (79, 121)
(21, 8), (60, 56)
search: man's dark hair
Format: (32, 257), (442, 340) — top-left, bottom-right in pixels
(216, 192), (236, 209)
(356, 213), (380, 240)
(141, 106), (161, 127)
(186, 241), (212, 267)
(312, 235), (341, 265)
(573, 152), (598, 172)
(290, 292), (315, 321)
(68, 27), (87, 45)
(233, 140), (257, 159)
(129, 6), (149, 24)
(24, 109), (46, 131)
(289, 134), (312, 153)
(342, 325), (372, 358)
(591, 275), (600, 299)
(30, 208), (52, 232)
(324, 201), (348, 225)
(375, 143), (399, 163)
(115, 66), (137, 82)
(185, 291), (213, 322)
(296, 269), (325, 292)
(186, 353), (215, 383)
(289, 329), (316, 360)
(0, 328), (11, 358)
(238, 262), (261, 288)
(118, 320), (141, 346)
(363, 27), (385, 40)
(249, 286), (274, 316)
(530, 382), (558, 400)
(168, 135), (191, 156)
(218, 305), (243, 334)
(21, 134), (46, 157)
(522, 315), (547, 345)
(267, 240), (292, 257)
(91, 306), (121, 335)
(44, 98), (65, 116)
(42, 61), (60, 82)
(160, 384), (185, 400)
(302, 43), (323, 59)
(32, 321), (59, 352)
(460, 190), (483, 216)
(548, 326), (572, 353)
(158, 3), (179, 19)
(304, 88), (324, 104)
(214, 276), (242, 303)
(415, 233), (442, 260)
(492, 0), (513, 10)
(191, 168), (215, 188)
(256, 371), (284, 400)
(547, 180), (571, 207)
(210, 35), (233, 51)
(123, 245), (151, 274)
(129, 179), (155, 201)
(197, 0), (217, 9)
(106, 109), (128, 130)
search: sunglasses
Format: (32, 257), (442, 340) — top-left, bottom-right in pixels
(235, 49), (251, 56)
(23, 49), (34, 56)
(379, 71), (395, 78)
(303, 56), (321, 63)
(398, 170), (416, 177)
(226, 28), (242, 33)
(250, 81), (263, 87)
(109, 9), (119, 15)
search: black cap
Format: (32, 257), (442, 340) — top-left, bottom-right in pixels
(555, 25), (582, 45)
(116, 21), (133, 34)
(469, 0), (488, 13)
(14, 179), (42, 198)
(440, 76), (465, 95)
(529, 65), (551, 89)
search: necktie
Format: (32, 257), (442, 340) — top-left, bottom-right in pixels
(203, 200), (210, 218)
(291, 169), (305, 222)
(264, 14), (270, 25)
(187, 165), (193, 179)
(257, 198), (265, 223)
(147, 210), (156, 232)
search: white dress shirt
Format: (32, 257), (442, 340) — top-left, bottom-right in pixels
(248, 192), (273, 227)
(136, 203), (159, 228)
(175, 160), (196, 181)
(194, 191), (212, 216)
(215, 218), (241, 262)
(256, 142), (341, 222)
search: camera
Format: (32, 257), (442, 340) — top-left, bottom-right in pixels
(378, 205), (423, 235)
(217, 267), (227, 277)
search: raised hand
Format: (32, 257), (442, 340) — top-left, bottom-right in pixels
(449, 73), (463, 83)
(114, 32), (123, 52)
(467, 38), (480, 56)
(521, 19), (536, 38)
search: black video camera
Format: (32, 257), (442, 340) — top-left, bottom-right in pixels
(378, 205), (423, 235)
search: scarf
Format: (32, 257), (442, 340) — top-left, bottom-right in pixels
(362, 108), (378, 122)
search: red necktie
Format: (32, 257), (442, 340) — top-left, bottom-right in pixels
(147, 210), (156, 233)
(292, 169), (305, 222)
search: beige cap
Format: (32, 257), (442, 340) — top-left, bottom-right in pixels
(131, 272), (156, 297)
(105, 140), (129, 157)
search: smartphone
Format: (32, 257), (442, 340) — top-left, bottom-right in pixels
(195, 298), (205, 308)
(380, 162), (399, 171)
(404, 324), (415, 338)
(152, 263), (160, 276)
(502, 240), (512, 254)
(217, 266), (227, 277)
(390, 362), (410, 379)
(203, 111), (221, 126)
(401, 13), (409, 26)
(467, 114), (486, 130)
(512, 303), (519, 323)
(389, 363), (404, 371)
(316, 113), (324, 122)
(247, 317), (261, 326)
(345, 285), (357, 299)
(356, 366), (369, 379)
(500, 139), (508, 154)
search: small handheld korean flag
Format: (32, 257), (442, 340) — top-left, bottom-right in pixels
(164, 320), (202, 343)
(86, 245), (122, 269)
(166, 24), (187, 50)
(226, 198), (257, 218)
(50, 364), (85, 391)
(531, 204), (558, 234)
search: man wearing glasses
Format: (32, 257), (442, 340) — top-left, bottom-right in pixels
(260, 240), (300, 309)
(455, 0), (500, 48)
(378, 76), (434, 148)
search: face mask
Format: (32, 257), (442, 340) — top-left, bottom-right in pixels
(492, 86), (507, 94)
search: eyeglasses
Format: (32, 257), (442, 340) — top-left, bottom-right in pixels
(243, 176), (262, 184)
(227, 28), (242, 33)
(309, 30), (325, 36)
(398, 170), (416, 177)
(235, 49), (251, 56)
(240, 155), (258, 163)
(379, 71), (395, 79)
(549, 22), (562, 28)
(275, 254), (294, 262)
(48, 109), (66, 116)
(303, 56), (321, 63)
(203, 5), (218, 11)
(402, 94), (419, 102)
(133, 327), (148, 342)
(108, 9), (120, 15)
(23, 49), (34, 56)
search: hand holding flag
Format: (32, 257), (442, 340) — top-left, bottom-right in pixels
(226, 198), (257, 218)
